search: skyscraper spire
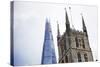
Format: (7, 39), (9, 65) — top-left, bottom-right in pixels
(81, 14), (88, 36)
(41, 18), (57, 64)
(65, 8), (70, 34)
(57, 21), (60, 41)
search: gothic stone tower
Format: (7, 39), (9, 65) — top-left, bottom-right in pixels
(57, 8), (93, 63)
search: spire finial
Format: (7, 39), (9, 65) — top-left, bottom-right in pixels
(64, 7), (70, 24)
(69, 6), (71, 10)
(57, 21), (60, 40)
(69, 6), (75, 29)
(81, 13), (88, 37)
(81, 13), (86, 29)
(64, 7), (70, 33)
(80, 13), (83, 16)
(64, 7), (66, 11)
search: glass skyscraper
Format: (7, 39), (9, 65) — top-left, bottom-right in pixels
(41, 19), (57, 64)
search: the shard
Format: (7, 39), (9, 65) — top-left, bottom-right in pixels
(41, 18), (57, 64)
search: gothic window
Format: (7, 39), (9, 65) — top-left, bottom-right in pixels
(79, 39), (81, 42)
(75, 37), (79, 47)
(82, 39), (85, 48)
(84, 53), (88, 62)
(77, 52), (82, 62)
(78, 39), (81, 47)
(60, 44), (63, 55)
(65, 55), (68, 63)
(64, 39), (66, 50)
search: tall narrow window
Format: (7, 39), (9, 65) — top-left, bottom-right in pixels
(77, 52), (82, 62)
(60, 44), (63, 55)
(64, 39), (66, 50)
(75, 37), (79, 47)
(65, 55), (68, 63)
(82, 39), (85, 48)
(84, 53), (88, 62)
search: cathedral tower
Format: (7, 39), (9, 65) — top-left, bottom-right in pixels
(57, 8), (93, 63)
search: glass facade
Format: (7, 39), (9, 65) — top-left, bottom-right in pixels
(41, 19), (57, 64)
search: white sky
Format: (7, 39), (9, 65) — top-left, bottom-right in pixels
(13, 1), (98, 65)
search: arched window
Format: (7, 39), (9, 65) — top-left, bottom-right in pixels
(65, 55), (68, 63)
(64, 39), (66, 50)
(77, 52), (82, 62)
(60, 44), (64, 55)
(82, 39), (85, 48)
(84, 53), (88, 62)
(75, 37), (79, 47)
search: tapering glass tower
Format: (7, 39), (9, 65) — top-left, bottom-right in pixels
(41, 18), (57, 64)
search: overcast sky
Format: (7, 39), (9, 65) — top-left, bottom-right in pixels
(13, 1), (98, 65)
